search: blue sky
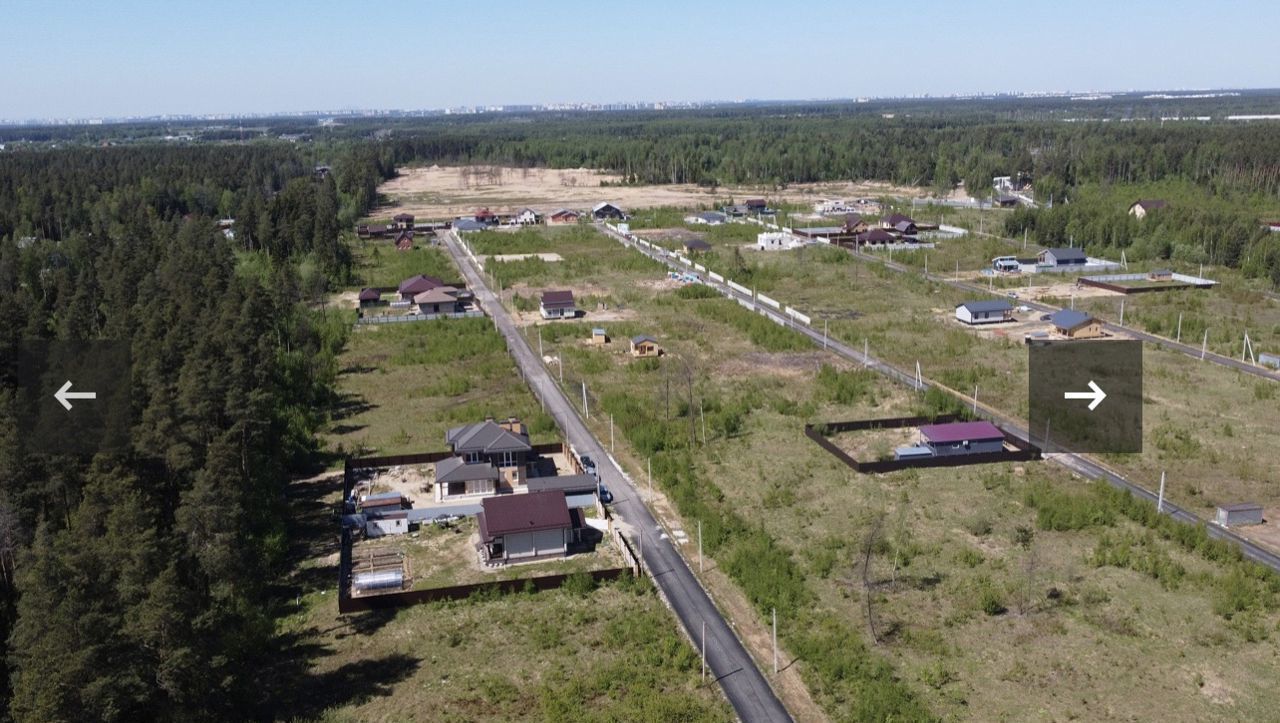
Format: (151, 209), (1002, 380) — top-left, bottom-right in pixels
(4, 0), (1278, 119)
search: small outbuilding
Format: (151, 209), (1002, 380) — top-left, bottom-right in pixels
(366, 511), (409, 538)
(358, 288), (382, 307)
(1038, 247), (1088, 267)
(1148, 269), (1174, 281)
(590, 327), (609, 345)
(918, 421), (1006, 457)
(1216, 503), (1263, 527)
(540, 290), (577, 319)
(1049, 309), (1104, 339)
(630, 335), (662, 358)
(956, 299), (1015, 325)
(1260, 352), (1280, 369)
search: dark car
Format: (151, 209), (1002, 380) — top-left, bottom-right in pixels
(579, 455), (598, 479)
(597, 485), (613, 504)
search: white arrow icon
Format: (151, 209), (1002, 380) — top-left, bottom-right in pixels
(54, 380), (97, 411)
(1064, 380), (1107, 411)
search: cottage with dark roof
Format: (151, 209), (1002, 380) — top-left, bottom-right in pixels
(547, 208), (581, 225)
(478, 490), (578, 563)
(956, 299), (1014, 325)
(393, 212), (415, 229)
(436, 418), (534, 499)
(1049, 309), (1104, 339)
(592, 202), (628, 220)
(398, 274), (445, 301)
(358, 288), (382, 307)
(1038, 247), (1087, 267)
(682, 238), (712, 253)
(918, 421), (1006, 457)
(540, 290), (577, 319)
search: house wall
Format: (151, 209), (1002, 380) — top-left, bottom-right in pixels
(366, 517), (408, 538)
(500, 528), (568, 561)
(927, 438), (1006, 457)
(1064, 321), (1104, 339)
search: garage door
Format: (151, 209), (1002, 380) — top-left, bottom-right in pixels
(506, 532), (535, 559)
(533, 528), (565, 556)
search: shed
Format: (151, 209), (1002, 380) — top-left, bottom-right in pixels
(540, 290), (577, 319)
(1049, 309), (1104, 339)
(366, 511), (409, 538)
(358, 288), (382, 307)
(1216, 503), (1263, 527)
(478, 490), (575, 562)
(956, 299), (1014, 325)
(630, 335), (662, 358)
(1038, 247), (1087, 266)
(919, 421), (1006, 457)
(590, 327), (609, 345)
(1260, 352), (1280, 369)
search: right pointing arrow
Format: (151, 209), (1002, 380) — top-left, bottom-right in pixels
(1063, 379), (1107, 411)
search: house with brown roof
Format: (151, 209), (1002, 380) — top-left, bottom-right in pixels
(547, 209), (581, 225)
(393, 212), (415, 230)
(398, 274), (445, 301)
(857, 228), (897, 245)
(1128, 199), (1168, 219)
(540, 290), (577, 319)
(358, 288), (382, 307)
(478, 490), (578, 563)
(394, 230), (414, 251)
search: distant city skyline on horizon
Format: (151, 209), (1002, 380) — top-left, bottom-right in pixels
(5, 0), (1279, 122)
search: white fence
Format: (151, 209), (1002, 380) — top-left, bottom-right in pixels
(786, 307), (811, 325)
(756, 294), (781, 310)
(727, 280), (751, 297)
(708, 271), (724, 283)
(736, 298), (756, 311)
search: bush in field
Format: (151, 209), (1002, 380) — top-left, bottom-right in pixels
(815, 364), (875, 406)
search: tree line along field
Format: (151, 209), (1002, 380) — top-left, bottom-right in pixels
(477, 223), (1280, 721)
(296, 234), (732, 720)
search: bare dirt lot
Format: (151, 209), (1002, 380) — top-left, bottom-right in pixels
(376, 165), (923, 218)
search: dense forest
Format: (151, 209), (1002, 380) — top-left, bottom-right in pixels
(0, 141), (377, 720)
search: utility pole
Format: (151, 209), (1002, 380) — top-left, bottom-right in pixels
(1176, 313), (1183, 344)
(863, 338), (869, 368)
(1119, 299), (1125, 327)
(1157, 470), (1166, 514)
(648, 457), (652, 500)
(698, 519), (703, 574)
(1201, 329), (1209, 361)
(582, 381), (588, 418)
(973, 385), (978, 415)
(610, 414), (614, 452)
(538, 327), (543, 359)
(700, 401), (706, 446)
(823, 319), (828, 350)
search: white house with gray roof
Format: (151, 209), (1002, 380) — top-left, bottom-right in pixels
(956, 299), (1014, 325)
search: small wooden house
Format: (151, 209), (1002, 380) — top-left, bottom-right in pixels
(590, 327), (609, 345)
(630, 335), (662, 358)
(1050, 309), (1104, 340)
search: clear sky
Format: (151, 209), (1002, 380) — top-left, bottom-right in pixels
(4, 0), (1279, 119)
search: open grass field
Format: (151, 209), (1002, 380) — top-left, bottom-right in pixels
(483, 221), (1280, 721)
(279, 471), (730, 722)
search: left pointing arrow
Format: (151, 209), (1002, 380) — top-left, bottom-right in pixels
(54, 380), (97, 411)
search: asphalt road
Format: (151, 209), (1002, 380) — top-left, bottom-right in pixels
(601, 223), (1280, 576)
(852, 248), (1280, 383)
(441, 232), (793, 723)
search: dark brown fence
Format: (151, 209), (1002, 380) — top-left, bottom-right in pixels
(1077, 277), (1208, 294)
(339, 567), (631, 613)
(806, 414), (1041, 474)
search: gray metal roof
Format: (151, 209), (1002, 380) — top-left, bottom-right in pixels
(631, 335), (658, 345)
(1044, 247), (1087, 262)
(435, 456), (500, 484)
(1219, 503), (1263, 512)
(445, 420), (532, 454)
(1050, 309), (1094, 331)
(958, 299), (1014, 314)
(526, 474), (598, 494)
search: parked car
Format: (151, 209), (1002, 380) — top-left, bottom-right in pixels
(579, 454), (598, 479)
(1007, 291), (1019, 299)
(597, 485), (613, 504)
(431, 513), (461, 526)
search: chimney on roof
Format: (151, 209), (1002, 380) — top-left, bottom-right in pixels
(499, 417), (525, 434)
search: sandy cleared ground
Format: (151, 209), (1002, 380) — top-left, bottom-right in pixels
(375, 165), (924, 219)
(478, 252), (563, 266)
